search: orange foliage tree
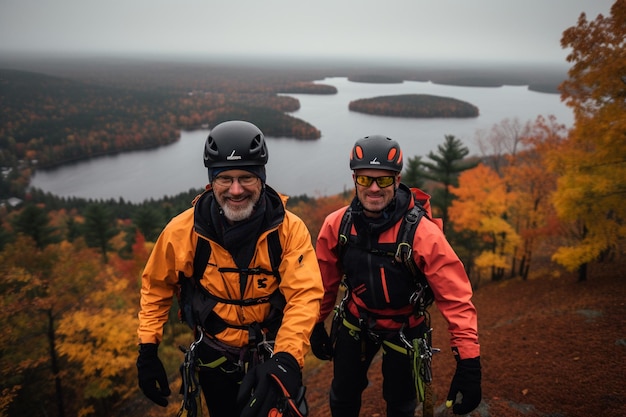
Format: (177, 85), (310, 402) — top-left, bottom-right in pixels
(449, 164), (521, 282)
(288, 193), (353, 244)
(502, 115), (569, 279)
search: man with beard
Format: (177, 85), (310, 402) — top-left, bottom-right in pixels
(312, 135), (481, 416)
(137, 120), (323, 417)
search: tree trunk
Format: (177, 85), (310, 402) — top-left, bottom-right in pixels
(47, 310), (66, 417)
(577, 262), (587, 282)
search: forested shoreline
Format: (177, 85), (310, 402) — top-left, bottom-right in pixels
(0, 58), (567, 203)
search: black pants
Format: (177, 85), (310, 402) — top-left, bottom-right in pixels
(196, 343), (245, 417)
(329, 321), (425, 417)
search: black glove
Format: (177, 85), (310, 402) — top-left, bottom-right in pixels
(310, 322), (333, 360)
(137, 343), (171, 407)
(446, 356), (482, 415)
(238, 352), (306, 417)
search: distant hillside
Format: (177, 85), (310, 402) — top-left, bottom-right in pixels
(0, 54), (568, 93)
(0, 67), (322, 169)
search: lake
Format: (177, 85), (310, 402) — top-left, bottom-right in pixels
(30, 77), (574, 202)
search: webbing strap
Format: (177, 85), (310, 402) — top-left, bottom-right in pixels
(193, 228), (282, 284)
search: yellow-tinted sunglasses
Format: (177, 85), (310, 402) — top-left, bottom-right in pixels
(355, 175), (396, 188)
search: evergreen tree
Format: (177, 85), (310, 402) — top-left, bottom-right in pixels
(11, 204), (59, 249)
(420, 135), (479, 230)
(82, 204), (118, 263)
(132, 206), (165, 242)
(402, 155), (427, 189)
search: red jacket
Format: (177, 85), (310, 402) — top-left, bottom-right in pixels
(316, 186), (480, 359)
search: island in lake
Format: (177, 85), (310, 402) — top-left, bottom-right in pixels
(349, 94), (479, 118)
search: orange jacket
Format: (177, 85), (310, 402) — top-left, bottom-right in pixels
(316, 186), (480, 360)
(137, 187), (324, 367)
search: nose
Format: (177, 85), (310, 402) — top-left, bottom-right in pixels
(228, 179), (245, 194)
(368, 181), (382, 190)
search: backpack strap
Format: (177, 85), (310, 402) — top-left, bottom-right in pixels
(395, 203), (426, 277)
(267, 228), (283, 282)
(395, 201), (434, 313)
(335, 206), (353, 262)
(192, 236), (211, 284)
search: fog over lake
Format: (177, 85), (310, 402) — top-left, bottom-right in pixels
(30, 77), (574, 202)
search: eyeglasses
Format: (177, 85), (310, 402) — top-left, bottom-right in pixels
(355, 175), (396, 188)
(213, 175), (259, 187)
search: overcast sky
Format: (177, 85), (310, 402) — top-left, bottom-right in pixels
(0, 0), (615, 64)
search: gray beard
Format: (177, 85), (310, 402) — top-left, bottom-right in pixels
(222, 200), (255, 222)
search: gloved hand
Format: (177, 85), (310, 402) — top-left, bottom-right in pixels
(137, 343), (171, 407)
(446, 356), (482, 415)
(310, 322), (333, 360)
(238, 352), (306, 417)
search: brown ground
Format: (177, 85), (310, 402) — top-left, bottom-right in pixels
(303, 263), (626, 417)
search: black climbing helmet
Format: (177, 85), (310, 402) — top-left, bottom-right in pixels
(349, 135), (403, 172)
(203, 120), (269, 168)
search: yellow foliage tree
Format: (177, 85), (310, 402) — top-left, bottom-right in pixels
(57, 271), (138, 408)
(549, 1), (626, 279)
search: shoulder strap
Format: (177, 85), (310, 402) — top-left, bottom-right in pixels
(394, 203), (426, 278)
(336, 207), (352, 262)
(266, 229), (283, 282)
(192, 236), (211, 284)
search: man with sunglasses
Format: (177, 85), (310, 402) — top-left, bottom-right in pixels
(312, 135), (481, 416)
(137, 120), (323, 417)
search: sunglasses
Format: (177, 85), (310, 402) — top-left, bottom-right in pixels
(355, 175), (396, 188)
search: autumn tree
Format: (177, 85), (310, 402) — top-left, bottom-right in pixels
(449, 164), (521, 282)
(503, 116), (568, 279)
(0, 237), (99, 417)
(289, 192), (353, 244)
(549, 1), (626, 280)
(0, 236), (142, 417)
(56, 266), (138, 416)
